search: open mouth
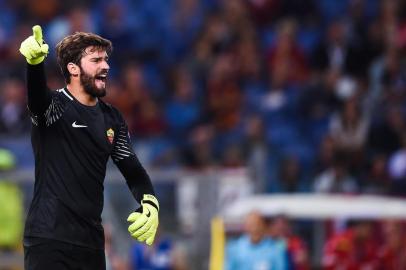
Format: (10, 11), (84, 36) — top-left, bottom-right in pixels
(95, 74), (107, 84)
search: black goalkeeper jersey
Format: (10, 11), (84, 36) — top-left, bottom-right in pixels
(24, 63), (155, 249)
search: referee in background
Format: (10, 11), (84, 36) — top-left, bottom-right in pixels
(19, 25), (160, 270)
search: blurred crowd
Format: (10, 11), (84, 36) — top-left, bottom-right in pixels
(2, 0), (406, 196)
(226, 211), (406, 270)
(2, 0), (406, 269)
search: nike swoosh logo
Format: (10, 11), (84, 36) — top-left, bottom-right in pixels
(72, 121), (87, 128)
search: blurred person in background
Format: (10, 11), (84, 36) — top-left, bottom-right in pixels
(329, 96), (369, 177)
(0, 78), (30, 135)
(0, 149), (23, 253)
(388, 133), (406, 196)
(329, 97), (369, 158)
(206, 52), (243, 133)
(277, 156), (306, 193)
(220, 143), (245, 169)
(166, 0), (205, 63)
(311, 19), (348, 73)
(367, 106), (406, 157)
(182, 124), (216, 170)
(46, 6), (96, 54)
(129, 228), (188, 270)
(322, 220), (379, 270)
(298, 68), (341, 147)
(19, 26), (160, 270)
(191, 12), (232, 78)
(313, 135), (337, 175)
(104, 223), (127, 270)
(225, 211), (288, 270)
(313, 151), (359, 194)
(267, 18), (308, 83)
(269, 215), (309, 270)
(360, 154), (391, 194)
(243, 114), (279, 193)
(131, 97), (167, 138)
(164, 66), (201, 143)
(105, 62), (151, 132)
(377, 219), (406, 270)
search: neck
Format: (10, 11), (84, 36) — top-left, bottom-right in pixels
(67, 82), (98, 106)
(250, 235), (264, 245)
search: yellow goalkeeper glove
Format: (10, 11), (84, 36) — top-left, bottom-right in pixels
(127, 194), (159, 245)
(19, 25), (49, 65)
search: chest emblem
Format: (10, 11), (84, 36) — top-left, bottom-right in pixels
(106, 128), (115, 144)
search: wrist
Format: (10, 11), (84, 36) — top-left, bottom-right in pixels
(142, 194), (159, 211)
(27, 56), (45, 65)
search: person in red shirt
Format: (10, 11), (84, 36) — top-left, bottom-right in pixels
(269, 215), (310, 270)
(322, 220), (379, 270)
(377, 220), (406, 270)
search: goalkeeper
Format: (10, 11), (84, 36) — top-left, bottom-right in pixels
(20, 25), (159, 270)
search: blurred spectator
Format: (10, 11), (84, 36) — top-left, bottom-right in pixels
(107, 62), (167, 138)
(191, 12), (233, 77)
(322, 220), (379, 270)
(278, 0), (318, 23)
(0, 149), (23, 251)
(98, 1), (134, 63)
(27, 0), (60, 21)
(246, 0), (280, 27)
(267, 19), (309, 83)
(314, 135), (336, 174)
(243, 114), (281, 193)
(112, 62), (153, 133)
(269, 215), (310, 270)
(278, 156), (305, 193)
(261, 64), (296, 116)
(129, 229), (188, 270)
(220, 143), (244, 168)
(131, 97), (167, 138)
(377, 220), (406, 270)
(387, 133), (406, 196)
(313, 151), (359, 194)
(166, 0), (205, 61)
(367, 106), (405, 156)
(104, 223), (127, 270)
(329, 98), (369, 153)
(329, 97), (369, 175)
(207, 52), (243, 132)
(0, 78), (29, 135)
(221, 0), (251, 31)
(299, 69), (341, 145)
(183, 124), (216, 170)
(236, 34), (263, 86)
(361, 154), (391, 194)
(311, 16), (376, 78)
(47, 6), (96, 52)
(164, 67), (201, 141)
(225, 211), (288, 270)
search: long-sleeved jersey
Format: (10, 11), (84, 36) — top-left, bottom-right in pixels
(24, 63), (155, 249)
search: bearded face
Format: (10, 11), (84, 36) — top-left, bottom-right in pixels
(76, 47), (110, 98)
(79, 66), (107, 98)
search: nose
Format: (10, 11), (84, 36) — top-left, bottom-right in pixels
(101, 60), (109, 70)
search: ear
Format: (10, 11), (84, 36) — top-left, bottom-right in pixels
(67, 62), (80, 78)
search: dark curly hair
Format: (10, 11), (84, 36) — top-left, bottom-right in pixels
(56, 32), (112, 83)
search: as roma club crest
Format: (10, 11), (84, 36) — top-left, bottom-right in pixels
(106, 128), (114, 144)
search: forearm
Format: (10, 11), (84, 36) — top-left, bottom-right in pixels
(116, 156), (155, 203)
(27, 62), (51, 115)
